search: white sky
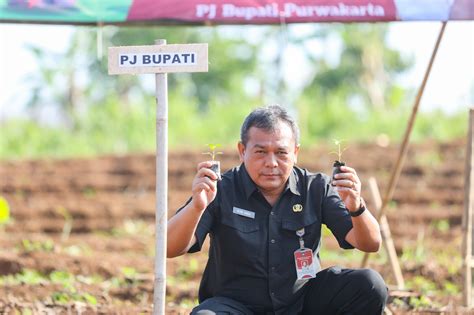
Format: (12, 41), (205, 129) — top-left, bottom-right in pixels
(0, 21), (473, 121)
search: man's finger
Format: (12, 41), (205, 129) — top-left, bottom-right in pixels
(197, 166), (218, 180)
(340, 165), (357, 175)
(197, 161), (217, 171)
(334, 172), (357, 182)
(194, 182), (213, 193)
(333, 179), (354, 187)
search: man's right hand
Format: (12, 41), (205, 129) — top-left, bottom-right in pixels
(190, 161), (219, 212)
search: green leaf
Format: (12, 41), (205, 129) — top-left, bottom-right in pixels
(81, 293), (98, 305)
(0, 196), (10, 224)
(121, 266), (138, 278)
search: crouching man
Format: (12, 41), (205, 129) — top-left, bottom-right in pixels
(167, 105), (388, 314)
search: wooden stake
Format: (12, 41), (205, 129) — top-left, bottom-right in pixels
(375, 22), (447, 224)
(362, 177), (405, 289)
(462, 108), (474, 307)
(361, 22), (447, 270)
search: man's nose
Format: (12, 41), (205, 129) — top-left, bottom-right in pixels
(265, 153), (278, 167)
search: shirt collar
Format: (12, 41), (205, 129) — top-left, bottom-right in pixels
(239, 164), (301, 199)
(288, 168), (301, 196)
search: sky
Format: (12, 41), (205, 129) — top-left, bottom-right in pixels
(0, 21), (473, 121)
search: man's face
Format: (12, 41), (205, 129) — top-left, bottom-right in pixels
(238, 120), (299, 196)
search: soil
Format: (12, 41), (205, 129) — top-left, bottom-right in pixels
(0, 139), (472, 314)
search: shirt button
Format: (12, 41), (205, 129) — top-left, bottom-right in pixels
(270, 239), (276, 244)
(271, 292), (275, 296)
(271, 266), (276, 272)
(270, 211), (275, 215)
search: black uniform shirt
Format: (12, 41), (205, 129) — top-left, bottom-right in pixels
(179, 164), (354, 314)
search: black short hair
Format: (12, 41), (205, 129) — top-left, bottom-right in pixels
(240, 105), (300, 146)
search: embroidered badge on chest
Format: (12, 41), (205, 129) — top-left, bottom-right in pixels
(292, 204), (303, 213)
(232, 206), (255, 219)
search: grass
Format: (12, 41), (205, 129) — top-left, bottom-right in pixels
(19, 239), (55, 253)
(0, 266), (151, 306)
(111, 219), (154, 237)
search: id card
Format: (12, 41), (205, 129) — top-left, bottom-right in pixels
(294, 248), (316, 280)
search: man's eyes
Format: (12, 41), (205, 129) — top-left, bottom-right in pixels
(253, 150), (288, 155)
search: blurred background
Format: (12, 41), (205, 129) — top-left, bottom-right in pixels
(0, 20), (474, 314)
(1, 22), (473, 158)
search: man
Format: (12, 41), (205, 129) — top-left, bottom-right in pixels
(167, 105), (387, 314)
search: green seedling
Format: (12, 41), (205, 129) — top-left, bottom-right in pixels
(20, 239), (54, 253)
(82, 187), (96, 198)
(329, 139), (348, 163)
(121, 266), (138, 279)
(121, 266), (141, 286)
(56, 206), (73, 242)
(111, 219), (154, 237)
(202, 143), (223, 161)
(108, 266), (148, 288)
(202, 143), (223, 180)
(20, 308), (33, 315)
(329, 139), (348, 182)
(176, 258), (199, 281)
(51, 291), (98, 305)
(50, 270), (75, 291)
(2, 269), (46, 286)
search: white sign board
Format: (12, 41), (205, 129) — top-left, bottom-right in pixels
(108, 43), (208, 75)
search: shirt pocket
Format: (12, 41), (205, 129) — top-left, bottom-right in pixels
(281, 215), (319, 250)
(219, 214), (261, 266)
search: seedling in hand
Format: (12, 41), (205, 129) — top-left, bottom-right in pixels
(329, 139), (348, 184)
(202, 144), (223, 180)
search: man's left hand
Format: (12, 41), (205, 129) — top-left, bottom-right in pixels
(332, 165), (361, 212)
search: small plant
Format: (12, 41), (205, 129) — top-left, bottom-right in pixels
(176, 258), (199, 281)
(203, 143), (223, 161)
(56, 206), (73, 242)
(329, 139), (348, 182)
(202, 143), (223, 180)
(51, 291), (98, 305)
(20, 239), (54, 253)
(115, 266), (147, 288)
(329, 139), (347, 163)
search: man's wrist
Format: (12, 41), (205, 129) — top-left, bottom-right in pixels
(188, 199), (206, 214)
(349, 197), (366, 217)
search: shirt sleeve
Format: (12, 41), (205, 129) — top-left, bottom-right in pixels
(320, 175), (354, 249)
(174, 197), (217, 253)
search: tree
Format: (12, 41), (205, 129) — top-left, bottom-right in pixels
(24, 25), (261, 126)
(302, 24), (412, 112)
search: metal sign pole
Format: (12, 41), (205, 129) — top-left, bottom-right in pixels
(153, 38), (168, 315)
(108, 41), (208, 315)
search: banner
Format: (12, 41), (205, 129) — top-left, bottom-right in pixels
(1, 0), (473, 24)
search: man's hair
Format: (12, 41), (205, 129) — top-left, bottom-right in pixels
(240, 105), (300, 146)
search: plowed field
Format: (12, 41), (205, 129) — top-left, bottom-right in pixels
(0, 140), (471, 314)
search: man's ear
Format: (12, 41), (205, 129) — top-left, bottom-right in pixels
(238, 142), (245, 162)
(294, 144), (300, 164)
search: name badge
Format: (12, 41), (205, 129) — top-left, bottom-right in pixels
(232, 207), (255, 219)
(294, 248), (317, 280)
